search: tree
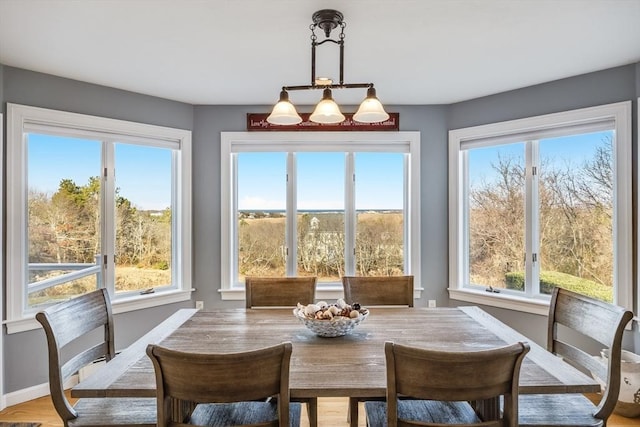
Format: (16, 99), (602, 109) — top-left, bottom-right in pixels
(468, 139), (613, 290)
(468, 154), (525, 286)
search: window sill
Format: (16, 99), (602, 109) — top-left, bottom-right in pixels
(4, 289), (192, 334)
(448, 288), (550, 316)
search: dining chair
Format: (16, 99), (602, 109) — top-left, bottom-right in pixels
(245, 276), (318, 427)
(146, 341), (301, 427)
(36, 288), (156, 427)
(517, 287), (633, 427)
(341, 275), (414, 425)
(341, 275), (414, 307)
(245, 276), (317, 308)
(365, 341), (530, 427)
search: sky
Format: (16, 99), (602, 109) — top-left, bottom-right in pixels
(467, 130), (612, 185)
(237, 151), (405, 211)
(27, 130), (611, 212)
(28, 134), (172, 211)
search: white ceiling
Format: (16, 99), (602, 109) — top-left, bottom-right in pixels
(1, 0), (639, 106)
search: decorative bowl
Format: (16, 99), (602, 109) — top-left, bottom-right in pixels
(293, 307), (369, 337)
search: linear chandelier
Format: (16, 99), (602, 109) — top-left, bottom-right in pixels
(267, 9), (389, 126)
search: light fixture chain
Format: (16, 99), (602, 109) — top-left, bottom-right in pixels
(267, 9), (389, 126)
(309, 24), (317, 42)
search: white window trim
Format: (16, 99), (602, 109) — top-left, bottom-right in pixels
(448, 101), (632, 315)
(0, 112), (5, 410)
(220, 131), (421, 301)
(5, 103), (193, 334)
(637, 97), (640, 322)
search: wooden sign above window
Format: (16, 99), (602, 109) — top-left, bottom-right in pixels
(247, 113), (399, 131)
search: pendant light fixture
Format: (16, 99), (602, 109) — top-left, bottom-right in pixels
(267, 9), (389, 126)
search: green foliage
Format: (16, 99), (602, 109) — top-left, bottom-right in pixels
(29, 176), (171, 268)
(504, 272), (525, 290)
(153, 261), (170, 270)
(505, 270), (613, 302)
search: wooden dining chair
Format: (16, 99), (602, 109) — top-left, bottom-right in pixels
(36, 288), (156, 427)
(342, 275), (414, 425)
(365, 341), (530, 427)
(245, 276), (318, 427)
(146, 341), (301, 427)
(245, 276), (317, 308)
(517, 287), (633, 427)
(341, 275), (414, 307)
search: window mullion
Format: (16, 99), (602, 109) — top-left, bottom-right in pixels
(344, 153), (356, 276)
(525, 140), (540, 298)
(286, 153), (297, 276)
(461, 151), (471, 286)
(102, 142), (116, 294)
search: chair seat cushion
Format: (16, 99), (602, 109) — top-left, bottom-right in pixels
(518, 393), (603, 427)
(189, 401), (301, 426)
(365, 399), (481, 426)
(69, 397), (156, 427)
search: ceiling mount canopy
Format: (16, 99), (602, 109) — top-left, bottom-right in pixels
(267, 9), (389, 126)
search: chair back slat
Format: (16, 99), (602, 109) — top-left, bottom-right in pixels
(551, 289), (623, 347)
(246, 277), (316, 308)
(42, 289), (113, 349)
(147, 342), (294, 427)
(35, 288), (116, 423)
(553, 341), (608, 382)
(547, 287), (633, 420)
(61, 342), (110, 381)
(390, 342), (529, 402)
(342, 276), (413, 306)
(386, 341), (529, 427)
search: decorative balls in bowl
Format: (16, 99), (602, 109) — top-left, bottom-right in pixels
(293, 299), (369, 337)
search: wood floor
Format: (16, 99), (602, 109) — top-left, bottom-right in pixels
(1, 394), (640, 426)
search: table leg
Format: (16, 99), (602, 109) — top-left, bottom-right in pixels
(349, 397), (360, 427)
(472, 398), (499, 421)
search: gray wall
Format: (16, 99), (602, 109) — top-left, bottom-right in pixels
(0, 64), (4, 104)
(1, 62), (639, 394)
(191, 105), (450, 310)
(1, 66), (194, 392)
(448, 63), (640, 349)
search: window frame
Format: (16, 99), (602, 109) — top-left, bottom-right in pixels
(448, 101), (632, 315)
(6, 103), (193, 333)
(220, 131), (421, 301)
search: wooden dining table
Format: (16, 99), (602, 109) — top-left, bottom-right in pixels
(73, 306), (600, 424)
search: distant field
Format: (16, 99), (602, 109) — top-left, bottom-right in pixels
(29, 265), (172, 306)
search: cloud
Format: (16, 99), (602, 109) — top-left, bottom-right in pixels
(239, 196), (348, 211)
(239, 196), (285, 210)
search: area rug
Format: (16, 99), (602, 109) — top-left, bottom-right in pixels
(0, 423), (41, 427)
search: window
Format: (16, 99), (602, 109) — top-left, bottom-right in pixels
(7, 104), (192, 333)
(449, 102), (632, 315)
(221, 132), (421, 300)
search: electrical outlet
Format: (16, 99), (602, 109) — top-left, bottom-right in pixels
(195, 300), (204, 310)
(428, 300), (436, 308)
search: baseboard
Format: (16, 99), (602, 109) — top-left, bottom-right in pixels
(4, 382), (49, 407)
(3, 375), (78, 407)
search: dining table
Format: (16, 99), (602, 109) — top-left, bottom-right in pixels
(72, 306), (600, 425)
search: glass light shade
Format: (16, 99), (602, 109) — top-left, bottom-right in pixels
(267, 91), (302, 125)
(309, 89), (345, 124)
(353, 87), (389, 123)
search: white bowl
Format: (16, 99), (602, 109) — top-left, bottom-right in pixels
(293, 308), (369, 337)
